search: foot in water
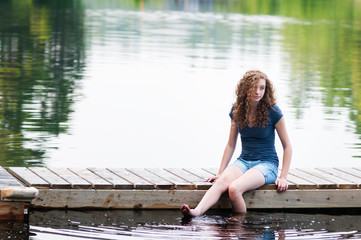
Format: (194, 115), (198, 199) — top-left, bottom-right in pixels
(180, 204), (201, 217)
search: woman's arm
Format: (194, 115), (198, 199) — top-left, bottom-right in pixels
(275, 117), (292, 191)
(205, 120), (239, 182)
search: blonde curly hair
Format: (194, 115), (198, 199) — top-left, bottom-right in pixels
(232, 70), (276, 128)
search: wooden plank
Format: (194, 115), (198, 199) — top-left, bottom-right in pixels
(299, 168), (357, 189)
(335, 167), (361, 188)
(108, 168), (153, 190)
(88, 168), (133, 190)
(30, 189), (211, 209)
(183, 168), (215, 180)
(29, 168), (71, 189)
(0, 167), (24, 188)
(0, 179), (24, 188)
(69, 168), (112, 189)
(8, 167), (50, 189)
(202, 168), (218, 175)
(286, 173), (316, 189)
(165, 168), (212, 190)
(317, 167), (361, 188)
(145, 168), (194, 190)
(48, 168), (92, 189)
(257, 182), (297, 190)
(352, 167), (361, 174)
(126, 168), (173, 190)
(289, 169), (337, 189)
(30, 188), (361, 209)
(0, 167), (15, 179)
(245, 189), (361, 209)
(336, 167), (361, 178)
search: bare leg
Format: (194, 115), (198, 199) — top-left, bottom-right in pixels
(180, 166), (243, 217)
(228, 168), (265, 213)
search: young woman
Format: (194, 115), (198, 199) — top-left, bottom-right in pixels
(180, 70), (292, 216)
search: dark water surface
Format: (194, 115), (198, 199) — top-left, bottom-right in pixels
(1, 0), (361, 239)
(2, 210), (361, 239)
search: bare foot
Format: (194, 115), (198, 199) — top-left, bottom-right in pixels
(180, 204), (201, 217)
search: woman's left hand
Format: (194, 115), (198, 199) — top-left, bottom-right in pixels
(204, 175), (219, 183)
(275, 177), (288, 192)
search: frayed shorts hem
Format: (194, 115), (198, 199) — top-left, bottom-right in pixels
(229, 158), (278, 185)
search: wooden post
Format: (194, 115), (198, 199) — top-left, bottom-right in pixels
(0, 202), (27, 221)
(0, 187), (38, 220)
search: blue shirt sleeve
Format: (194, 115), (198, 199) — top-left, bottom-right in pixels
(229, 108), (234, 120)
(270, 105), (283, 125)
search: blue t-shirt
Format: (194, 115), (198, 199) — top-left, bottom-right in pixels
(229, 105), (283, 165)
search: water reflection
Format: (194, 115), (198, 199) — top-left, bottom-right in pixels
(0, 0), (85, 167)
(25, 210), (361, 239)
(0, 0), (361, 168)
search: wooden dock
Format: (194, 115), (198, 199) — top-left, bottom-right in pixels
(1, 166), (360, 210)
(0, 167), (38, 220)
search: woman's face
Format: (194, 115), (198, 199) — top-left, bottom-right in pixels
(252, 78), (266, 103)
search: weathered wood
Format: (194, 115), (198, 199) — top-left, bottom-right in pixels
(108, 168), (153, 190)
(352, 167), (361, 174)
(202, 168), (218, 175)
(317, 167), (361, 188)
(335, 167), (361, 178)
(0, 167), (16, 180)
(183, 168), (214, 179)
(287, 173), (316, 189)
(127, 168), (174, 190)
(165, 168), (212, 190)
(49, 168), (92, 189)
(1, 187), (38, 201)
(29, 189), (361, 209)
(245, 189), (361, 209)
(289, 169), (337, 189)
(0, 202), (27, 221)
(0, 179), (24, 188)
(145, 168), (194, 190)
(8, 167), (50, 189)
(335, 167), (361, 188)
(300, 168), (357, 189)
(29, 167), (71, 189)
(88, 168), (133, 190)
(29, 189), (209, 209)
(6, 167), (361, 210)
(69, 168), (113, 189)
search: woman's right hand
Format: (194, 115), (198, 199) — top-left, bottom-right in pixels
(204, 175), (219, 182)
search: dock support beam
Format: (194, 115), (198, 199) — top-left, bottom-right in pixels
(30, 189), (361, 210)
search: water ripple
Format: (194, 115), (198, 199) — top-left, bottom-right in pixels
(27, 210), (361, 240)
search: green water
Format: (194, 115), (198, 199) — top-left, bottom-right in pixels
(0, 0), (361, 169)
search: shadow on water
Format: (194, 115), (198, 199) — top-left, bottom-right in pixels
(0, 209), (357, 239)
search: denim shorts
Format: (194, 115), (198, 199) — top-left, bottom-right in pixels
(229, 158), (278, 184)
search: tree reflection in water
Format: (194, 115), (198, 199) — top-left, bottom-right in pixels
(0, 0), (85, 167)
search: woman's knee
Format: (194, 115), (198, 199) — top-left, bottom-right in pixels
(213, 177), (229, 191)
(213, 176), (232, 191)
(228, 181), (244, 200)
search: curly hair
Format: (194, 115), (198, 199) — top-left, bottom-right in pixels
(232, 70), (276, 128)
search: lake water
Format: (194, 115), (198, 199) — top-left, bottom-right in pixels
(1, 0), (361, 239)
(2, 209), (361, 239)
(1, 0), (361, 169)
